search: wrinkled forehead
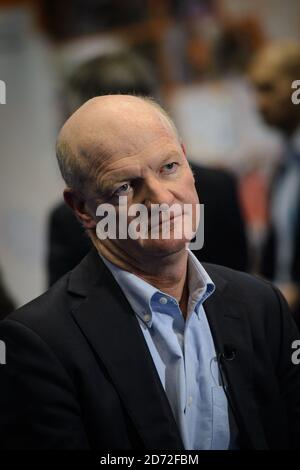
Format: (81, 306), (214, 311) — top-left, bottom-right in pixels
(74, 103), (178, 165)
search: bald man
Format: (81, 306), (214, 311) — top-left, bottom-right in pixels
(250, 42), (300, 325)
(0, 95), (300, 450)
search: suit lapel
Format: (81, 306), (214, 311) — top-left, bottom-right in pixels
(68, 249), (184, 450)
(203, 268), (268, 449)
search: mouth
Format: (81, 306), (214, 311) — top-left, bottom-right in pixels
(148, 213), (181, 230)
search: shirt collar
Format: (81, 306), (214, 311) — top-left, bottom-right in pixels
(187, 249), (215, 315)
(99, 250), (215, 327)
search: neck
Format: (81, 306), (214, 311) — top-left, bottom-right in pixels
(93, 237), (190, 318)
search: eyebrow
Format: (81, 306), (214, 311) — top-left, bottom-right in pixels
(98, 171), (140, 195)
(98, 151), (182, 194)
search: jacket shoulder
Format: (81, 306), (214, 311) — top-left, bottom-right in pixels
(203, 262), (272, 291)
(1, 273), (74, 339)
(202, 262), (291, 316)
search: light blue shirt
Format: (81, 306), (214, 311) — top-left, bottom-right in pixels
(99, 250), (230, 450)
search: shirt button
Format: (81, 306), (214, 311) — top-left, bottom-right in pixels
(159, 297), (168, 305)
(144, 313), (151, 323)
(187, 396), (193, 407)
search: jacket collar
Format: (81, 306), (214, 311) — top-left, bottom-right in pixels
(67, 247), (227, 297)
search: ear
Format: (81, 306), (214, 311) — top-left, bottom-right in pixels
(63, 188), (96, 229)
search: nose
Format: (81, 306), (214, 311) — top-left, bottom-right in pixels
(141, 175), (175, 208)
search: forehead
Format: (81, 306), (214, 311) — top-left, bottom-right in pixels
(94, 131), (182, 190)
(79, 107), (180, 169)
(73, 98), (176, 153)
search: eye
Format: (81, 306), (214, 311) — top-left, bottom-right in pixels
(113, 182), (132, 197)
(161, 162), (179, 174)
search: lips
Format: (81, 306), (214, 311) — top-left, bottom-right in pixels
(148, 213), (183, 231)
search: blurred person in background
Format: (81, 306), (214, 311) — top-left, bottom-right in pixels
(167, 16), (277, 172)
(250, 42), (300, 328)
(48, 49), (248, 285)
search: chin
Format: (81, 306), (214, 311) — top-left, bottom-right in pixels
(138, 237), (189, 257)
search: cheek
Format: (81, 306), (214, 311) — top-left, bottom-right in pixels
(179, 175), (199, 204)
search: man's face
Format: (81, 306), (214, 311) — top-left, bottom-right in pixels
(85, 116), (200, 261)
(250, 60), (297, 132)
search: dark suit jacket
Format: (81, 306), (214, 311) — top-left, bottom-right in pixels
(47, 165), (248, 286)
(0, 248), (299, 450)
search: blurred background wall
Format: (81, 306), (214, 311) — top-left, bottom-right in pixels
(0, 0), (300, 308)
